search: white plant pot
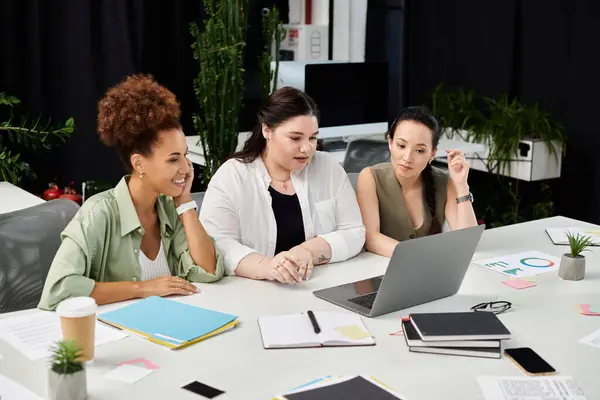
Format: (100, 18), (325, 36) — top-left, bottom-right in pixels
(559, 254), (585, 281)
(47, 369), (87, 400)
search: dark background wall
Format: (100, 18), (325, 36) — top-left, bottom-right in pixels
(366, 0), (600, 224)
(0, 0), (286, 194)
(2, 0), (600, 224)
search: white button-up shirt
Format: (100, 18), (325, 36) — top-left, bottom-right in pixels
(200, 151), (366, 275)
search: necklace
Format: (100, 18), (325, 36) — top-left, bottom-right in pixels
(271, 176), (290, 190)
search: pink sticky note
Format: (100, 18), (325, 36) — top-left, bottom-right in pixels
(117, 358), (160, 370)
(578, 304), (600, 316)
(590, 305), (600, 314)
(502, 279), (537, 290)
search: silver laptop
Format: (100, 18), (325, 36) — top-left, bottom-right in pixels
(313, 224), (485, 317)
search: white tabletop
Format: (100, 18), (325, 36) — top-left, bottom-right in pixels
(0, 182), (45, 214)
(1, 216), (599, 399)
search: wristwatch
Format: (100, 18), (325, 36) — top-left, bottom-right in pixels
(456, 192), (474, 204)
(176, 200), (198, 216)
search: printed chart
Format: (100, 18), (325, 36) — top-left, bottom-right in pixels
(474, 251), (560, 278)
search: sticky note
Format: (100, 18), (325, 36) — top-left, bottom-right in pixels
(590, 305), (600, 314)
(335, 325), (371, 340)
(502, 279), (537, 290)
(104, 364), (154, 383)
(578, 304), (600, 315)
(117, 358), (160, 370)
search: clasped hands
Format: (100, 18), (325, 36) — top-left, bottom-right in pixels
(262, 246), (314, 284)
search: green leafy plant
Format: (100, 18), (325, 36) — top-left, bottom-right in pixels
(49, 340), (84, 375)
(258, 6), (286, 105)
(0, 92), (75, 185)
(190, 0), (249, 184)
(565, 231), (595, 258)
(431, 83), (565, 175)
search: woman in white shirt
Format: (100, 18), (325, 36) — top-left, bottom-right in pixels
(200, 87), (365, 284)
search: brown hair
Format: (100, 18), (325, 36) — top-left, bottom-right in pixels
(231, 86), (319, 163)
(97, 74), (182, 171)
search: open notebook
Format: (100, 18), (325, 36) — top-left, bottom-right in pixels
(545, 227), (600, 245)
(258, 311), (375, 349)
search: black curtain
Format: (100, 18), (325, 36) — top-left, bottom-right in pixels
(371, 0), (600, 223)
(0, 0), (287, 195)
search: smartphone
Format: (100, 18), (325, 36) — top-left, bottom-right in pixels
(504, 347), (556, 376)
(182, 381), (225, 399)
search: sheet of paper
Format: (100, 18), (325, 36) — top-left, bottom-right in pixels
(104, 364), (154, 383)
(0, 311), (128, 360)
(546, 227), (600, 245)
(477, 376), (587, 400)
(117, 357), (160, 370)
(474, 251), (560, 278)
(0, 373), (45, 400)
(502, 279), (537, 290)
(579, 328), (600, 349)
(334, 325), (371, 340)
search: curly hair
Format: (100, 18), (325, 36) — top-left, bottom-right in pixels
(97, 74), (182, 171)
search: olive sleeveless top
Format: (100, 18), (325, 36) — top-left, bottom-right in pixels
(370, 162), (449, 241)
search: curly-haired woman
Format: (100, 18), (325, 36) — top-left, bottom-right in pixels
(39, 74), (224, 310)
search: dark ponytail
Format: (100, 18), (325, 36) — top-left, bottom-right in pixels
(388, 106), (442, 235)
(231, 86), (319, 163)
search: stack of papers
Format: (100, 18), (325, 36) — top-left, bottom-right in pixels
(0, 311), (127, 360)
(97, 296), (238, 349)
(273, 375), (405, 400)
(477, 376), (587, 400)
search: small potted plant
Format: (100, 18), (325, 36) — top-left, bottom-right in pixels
(47, 339), (87, 400)
(559, 231), (595, 281)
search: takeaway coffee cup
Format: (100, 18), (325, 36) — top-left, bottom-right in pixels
(56, 297), (98, 362)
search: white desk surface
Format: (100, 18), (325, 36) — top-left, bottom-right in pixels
(0, 181), (45, 214)
(1, 216), (599, 399)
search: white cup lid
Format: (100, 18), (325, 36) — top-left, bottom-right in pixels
(56, 297), (98, 318)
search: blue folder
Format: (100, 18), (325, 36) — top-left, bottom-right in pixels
(98, 296), (238, 348)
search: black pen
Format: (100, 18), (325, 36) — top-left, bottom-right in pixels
(307, 310), (321, 334)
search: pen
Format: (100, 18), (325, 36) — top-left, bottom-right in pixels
(307, 310), (321, 334)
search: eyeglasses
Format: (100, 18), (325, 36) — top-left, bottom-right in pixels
(470, 301), (512, 315)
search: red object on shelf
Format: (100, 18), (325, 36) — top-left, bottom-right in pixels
(305, 0), (312, 24)
(59, 181), (82, 205)
(42, 182), (63, 201)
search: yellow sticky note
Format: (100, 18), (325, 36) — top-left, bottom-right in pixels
(335, 325), (370, 340)
(509, 275), (536, 282)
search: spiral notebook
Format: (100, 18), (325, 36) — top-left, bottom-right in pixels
(258, 311), (375, 349)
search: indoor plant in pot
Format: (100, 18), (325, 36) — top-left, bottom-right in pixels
(47, 339), (87, 400)
(559, 231), (594, 281)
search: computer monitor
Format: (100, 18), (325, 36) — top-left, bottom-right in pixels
(304, 61), (388, 128)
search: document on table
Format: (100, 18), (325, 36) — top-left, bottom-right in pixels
(579, 328), (600, 349)
(0, 373), (45, 400)
(477, 376), (587, 400)
(0, 311), (127, 360)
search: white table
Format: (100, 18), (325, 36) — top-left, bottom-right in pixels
(1, 216), (599, 399)
(0, 182), (45, 214)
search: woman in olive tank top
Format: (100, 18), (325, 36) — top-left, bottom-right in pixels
(356, 106), (478, 258)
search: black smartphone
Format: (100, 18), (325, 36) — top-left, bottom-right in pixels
(182, 381), (225, 399)
(504, 347), (556, 376)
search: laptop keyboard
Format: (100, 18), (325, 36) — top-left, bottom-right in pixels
(347, 292), (377, 309)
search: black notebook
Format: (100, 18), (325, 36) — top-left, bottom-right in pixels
(283, 376), (404, 400)
(410, 312), (511, 341)
(409, 345), (502, 359)
(402, 320), (500, 348)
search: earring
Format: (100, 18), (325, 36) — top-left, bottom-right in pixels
(139, 171), (144, 179)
